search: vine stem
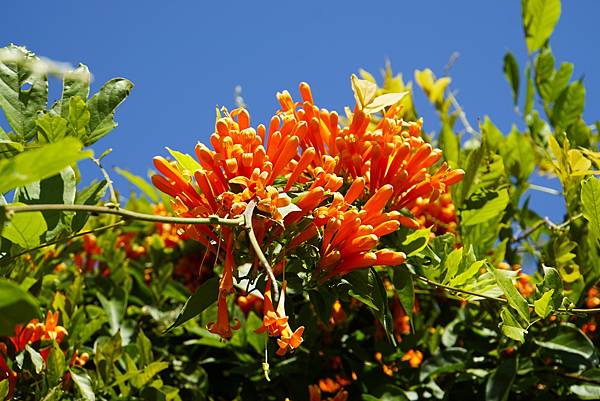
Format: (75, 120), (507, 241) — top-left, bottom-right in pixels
(512, 213), (583, 243)
(414, 273), (600, 314)
(243, 200), (279, 302)
(2, 203), (244, 226)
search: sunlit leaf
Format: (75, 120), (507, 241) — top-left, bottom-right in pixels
(534, 289), (554, 318)
(86, 77), (133, 145)
(1, 203), (47, 248)
(0, 137), (91, 195)
(489, 265), (530, 323)
(522, 0), (561, 53)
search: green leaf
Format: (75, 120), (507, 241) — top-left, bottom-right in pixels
(0, 137), (91, 194)
(443, 247), (463, 284)
(523, 0), (562, 53)
(535, 324), (595, 359)
(0, 379), (8, 400)
(68, 96), (90, 138)
(550, 62), (574, 102)
(0, 132), (24, 159)
(15, 166), (77, 240)
(542, 266), (564, 309)
(462, 188), (510, 226)
(501, 128), (535, 180)
(0, 279), (39, 336)
(500, 308), (527, 343)
(128, 361), (169, 389)
(582, 177), (600, 240)
(0, 45), (48, 139)
(571, 384), (600, 400)
(351, 74), (377, 108)
(489, 265), (530, 323)
(137, 330), (153, 367)
(534, 47), (555, 102)
(420, 348), (467, 381)
(534, 289), (554, 318)
(486, 357), (518, 401)
(402, 228), (431, 257)
(459, 145), (485, 203)
(524, 63), (535, 116)
(25, 344), (44, 374)
(70, 369), (96, 401)
(72, 180), (108, 232)
(115, 168), (159, 203)
(552, 81), (585, 129)
(46, 342), (66, 386)
(166, 148), (201, 176)
(503, 52), (520, 105)
(449, 261), (486, 287)
(36, 113), (68, 142)
(165, 277), (219, 332)
(97, 290), (127, 337)
(86, 78), (133, 145)
(2, 203), (47, 248)
(392, 267), (414, 328)
(362, 92), (407, 114)
(60, 64), (91, 111)
(439, 123), (460, 168)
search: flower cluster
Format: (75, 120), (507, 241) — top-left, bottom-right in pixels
(0, 311), (68, 399)
(151, 76), (464, 353)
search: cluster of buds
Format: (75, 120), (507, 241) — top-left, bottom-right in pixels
(151, 77), (464, 354)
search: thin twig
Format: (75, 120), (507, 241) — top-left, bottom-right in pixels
(448, 92), (479, 137)
(528, 183), (562, 196)
(512, 213), (583, 243)
(243, 200), (278, 302)
(414, 273), (600, 314)
(2, 203), (244, 226)
(91, 154), (119, 207)
(0, 221), (126, 264)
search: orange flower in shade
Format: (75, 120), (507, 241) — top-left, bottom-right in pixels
(255, 281), (304, 356)
(308, 384), (349, 401)
(10, 311), (68, 356)
(0, 350), (17, 401)
(411, 189), (458, 235)
(587, 287), (600, 309)
(401, 349), (424, 368)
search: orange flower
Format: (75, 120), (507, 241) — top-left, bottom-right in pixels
(308, 384), (349, 401)
(401, 349), (423, 368)
(9, 311), (68, 363)
(317, 186), (407, 279)
(255, 281), (304, 356)
(207, 290), (240, 339)
(0, 351), (16, 400)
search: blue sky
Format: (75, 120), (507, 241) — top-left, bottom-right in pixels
(1, 1), (599, 222)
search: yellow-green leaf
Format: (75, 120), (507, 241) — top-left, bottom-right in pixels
(0, 137), (91, 194)
(523, 0), (561, 53)
(534, 289), (555, 318)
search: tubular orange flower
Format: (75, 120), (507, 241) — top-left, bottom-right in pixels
(152, 76), (463, 349)
(256, 280), (304, 356)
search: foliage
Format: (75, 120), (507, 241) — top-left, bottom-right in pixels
(1, 1), (600, 400)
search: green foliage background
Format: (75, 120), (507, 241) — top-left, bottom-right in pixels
(1, 1), (600, 400)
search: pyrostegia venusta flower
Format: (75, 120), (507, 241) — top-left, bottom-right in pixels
(152, 75), (463, 352)
(255, 280), (304, 356)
